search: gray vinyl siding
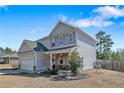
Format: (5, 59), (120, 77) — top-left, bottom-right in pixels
(36, 52), (50, 71)
(77, 32), (96, 70)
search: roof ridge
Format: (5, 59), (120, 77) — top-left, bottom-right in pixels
(24, 39), (35, 42)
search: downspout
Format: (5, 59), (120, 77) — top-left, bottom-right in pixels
(34, 51), (37, 72)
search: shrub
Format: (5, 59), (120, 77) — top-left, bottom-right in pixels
(50, 68), (58, 75)
(68, 52), (81, 76)
(47, 65), (58, 75)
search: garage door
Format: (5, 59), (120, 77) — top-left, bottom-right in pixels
(20, 58), (34, 71)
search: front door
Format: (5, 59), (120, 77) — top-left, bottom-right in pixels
(59, 55), (65, 65)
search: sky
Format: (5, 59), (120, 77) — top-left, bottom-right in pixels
(0, 5), (124, 51)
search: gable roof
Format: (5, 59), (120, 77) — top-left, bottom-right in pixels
(24, 40), (37, 50)
(36, 36), (49, 42)
(49, 21), (74, 36)
(36, 21), (96, 43)
(49, 21), (96, 43)
(18, 40), (48, 54)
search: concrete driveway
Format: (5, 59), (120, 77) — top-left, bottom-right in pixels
(0, 64), (31, 75)
(0, 69), (21, 75)
(0, 64), (19, 75)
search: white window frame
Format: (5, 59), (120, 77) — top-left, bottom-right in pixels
(51, 38), (55, 47)
(68, 33), (73, 44)
(59, 55), (65, 65)
(59, 36), (63, 46)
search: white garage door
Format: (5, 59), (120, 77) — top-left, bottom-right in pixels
(20, 58), (34, 71)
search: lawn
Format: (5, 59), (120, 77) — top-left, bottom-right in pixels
(0, 68), (124, 88)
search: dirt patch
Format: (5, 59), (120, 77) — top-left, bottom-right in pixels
(0, 69), (124, 88)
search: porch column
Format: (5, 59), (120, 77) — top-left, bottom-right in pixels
(50, 53), (52, 70)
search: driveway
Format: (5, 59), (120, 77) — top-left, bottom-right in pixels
(0, 70), (21, 75)
(0, 64), (34, 75)
(0, 64), (13, 70)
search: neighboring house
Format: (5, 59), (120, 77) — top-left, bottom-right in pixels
(1, 54), (19, 67)
(0, 58), (4, 64)
(0, 49), (6, 64)
(18, 21), (96, 72)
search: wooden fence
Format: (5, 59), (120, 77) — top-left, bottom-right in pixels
(94, 60), (124, 72)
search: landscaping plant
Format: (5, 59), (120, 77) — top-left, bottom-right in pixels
(68, 52), (81, 76)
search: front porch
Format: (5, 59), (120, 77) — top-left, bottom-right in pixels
(51, 53), (70, 70)
(44, 45), (78, 70)
(44, 47), (75, 70)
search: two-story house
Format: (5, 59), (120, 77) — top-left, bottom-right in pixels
(18, 21), (96, 72)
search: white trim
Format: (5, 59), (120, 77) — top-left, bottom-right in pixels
(68, 33), (73, 44)
(44, 47), (74, 54)
(59, 35), (63, 46)
(50, 53), (52, 70)
(58, 54), (65, 65)
(34, 52), (38, 71)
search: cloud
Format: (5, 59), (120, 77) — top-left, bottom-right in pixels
(0, 5), (7, 8)
(69, 6), (124, 28)
(0, 5), (8, 11)
(93, 6), (124, 19)
(70, 17), (114, 28)
(57, 14), (68, 22)
(61, 15), (68, 22)
(55, 6), (123, 28)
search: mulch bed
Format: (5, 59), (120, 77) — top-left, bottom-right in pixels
(50, 73), (91, 81)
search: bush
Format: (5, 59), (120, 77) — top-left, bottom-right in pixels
(57, 65), (70, 70)
(68, 52), (81, 76)
(50, 68), (58, 75)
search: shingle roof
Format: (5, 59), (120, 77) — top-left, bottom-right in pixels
(36, 36), (49, 42)
(24, 40), (48, 52)
(49, 45), (77, 51)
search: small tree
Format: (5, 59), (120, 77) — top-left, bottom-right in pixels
(68, 52), (81, 76)
(5, 47), (14, 54)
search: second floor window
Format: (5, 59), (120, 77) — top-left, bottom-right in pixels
(52, 42), (55, 47)
(68, 33), (73, 44)
(51, 38), (55, 47)
(59, 36), (63, 45)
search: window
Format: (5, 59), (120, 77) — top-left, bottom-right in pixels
(68, 33), (73, 44)
(59, 56), (65, 65)
(55, 37), (58, 47)
(51, 38), (55, 47)
(59, 36), (63, 45)
(60, 59), (64, 64)
(52, 42), (55, 47)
